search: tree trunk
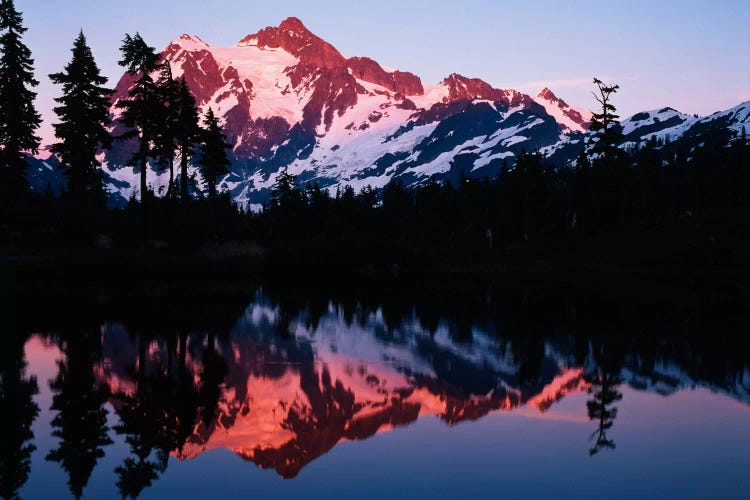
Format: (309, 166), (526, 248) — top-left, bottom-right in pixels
(208, 178), (216, 200)
(166, 156), (174, 199)
(139, 139), (148, 202)
(180, 144), (189, 201)
(140, 157), (147, 202)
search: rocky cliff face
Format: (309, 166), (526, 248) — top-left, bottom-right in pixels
(534, 87), (592, 132)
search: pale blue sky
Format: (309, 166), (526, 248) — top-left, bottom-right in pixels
(16, 0), (750, 144)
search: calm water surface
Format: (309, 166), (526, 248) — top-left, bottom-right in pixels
(4, 285), (749, 499)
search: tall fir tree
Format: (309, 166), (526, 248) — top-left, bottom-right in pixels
(0, 0), (41, 196)
(197, 108), (231, 199)
(175, 77), (200, 201)
(49, 31), (113, 203)
(154, 61), (180, 198)
(116, 33), (161, 201)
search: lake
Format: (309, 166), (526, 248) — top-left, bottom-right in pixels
(4, 281), (749, 499)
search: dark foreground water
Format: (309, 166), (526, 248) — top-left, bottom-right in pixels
(3, 283), (749, 499)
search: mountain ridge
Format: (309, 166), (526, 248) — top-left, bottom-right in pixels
(30, 17), (750, 208)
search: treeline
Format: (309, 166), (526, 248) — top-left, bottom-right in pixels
(257, 109), (750, 272)
(0, 0), (240, 251)
(1, 0), (748, 275)
(0, 2), (232, 206)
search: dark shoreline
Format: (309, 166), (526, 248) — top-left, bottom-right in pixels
(4, 245), (748, 332)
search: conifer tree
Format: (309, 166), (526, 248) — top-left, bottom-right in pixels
(116, 33), (161, 201)
(154, 62), (180, 198)
(589, 78), (623, 161)
(0, 0), (41, 195)
(49, 31), (112, 202)
(174, 77), (200, 201)
(588, 78), (633, 227)
(197, 108), (230, 199)
(271, 170), (303, 210)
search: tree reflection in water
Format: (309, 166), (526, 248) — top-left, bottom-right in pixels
(584, 337), (626, 455)
(585, 367), (623, 455)
(0, 335), (40, 500)
(46, 328), (113, 499)
(6, 282), (750, 497)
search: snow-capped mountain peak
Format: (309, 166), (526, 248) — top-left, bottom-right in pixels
(238, 16), (347, 72)
(533, 87), (591, 133)
(176, 34), (209, 47)
(90, 18), (747, 208)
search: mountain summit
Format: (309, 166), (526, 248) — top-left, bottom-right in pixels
(239, 16), (347, 70)
(534, 87), (592, 132)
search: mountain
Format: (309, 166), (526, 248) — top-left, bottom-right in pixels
(39, 17), (750, 207)
(534, 87), (592, 133)
(25, 154), (67, 197)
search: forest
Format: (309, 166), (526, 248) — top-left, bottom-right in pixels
(0, 0), (748, 285)
(1, 2), (749, 498)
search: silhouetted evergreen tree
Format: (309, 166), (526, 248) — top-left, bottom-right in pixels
(589, 78), (622, 160)
(49, 31), (113, 204)
(174, 77), (200, 201)
(154, 62), (180, 199)
(588, 78), (632, 228)
(305, 181), (330, 209)
(0, 0), (40, 198)
(197, 108), (230, 199)
(116, 33), (161, 201)
(270, 170), (304, 212)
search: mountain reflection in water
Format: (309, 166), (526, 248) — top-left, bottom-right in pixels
(4, 285), (750, 499)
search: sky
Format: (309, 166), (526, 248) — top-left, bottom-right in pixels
(15, 0), (750, 146)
